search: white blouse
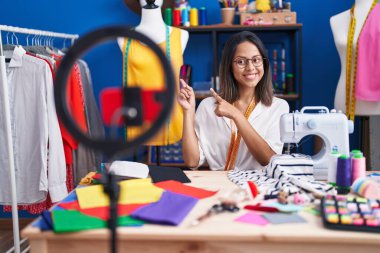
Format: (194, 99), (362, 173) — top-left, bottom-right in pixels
(194, 96), (289, 171)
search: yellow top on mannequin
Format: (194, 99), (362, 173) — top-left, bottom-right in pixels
(122, 27), (184, 145)
(118, 0), (189, 145)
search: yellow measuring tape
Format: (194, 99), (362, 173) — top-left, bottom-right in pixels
(346, 0), (377, 121)
(224, 97), (256, 171)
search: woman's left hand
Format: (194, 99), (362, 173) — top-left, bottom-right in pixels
(210, 88), (240, 119)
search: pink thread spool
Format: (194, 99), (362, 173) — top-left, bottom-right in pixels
(352, 153), (366, 184)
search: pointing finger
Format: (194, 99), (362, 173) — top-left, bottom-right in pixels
(180, 79), (188, 89)
(210, 88), (223, 103)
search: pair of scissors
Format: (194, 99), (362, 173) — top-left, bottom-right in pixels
(190, 201), (240, 227)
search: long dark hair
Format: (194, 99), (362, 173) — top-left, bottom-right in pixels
(219, 31), (273, 106)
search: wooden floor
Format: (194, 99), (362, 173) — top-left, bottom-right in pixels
(0, 218), (33, 252)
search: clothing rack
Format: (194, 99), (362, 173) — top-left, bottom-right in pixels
(0, 24), (79, 253)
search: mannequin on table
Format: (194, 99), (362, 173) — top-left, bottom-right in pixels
(330, 0), (380, 118)
(119, 0), (189, 146)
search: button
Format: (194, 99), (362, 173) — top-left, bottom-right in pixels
(307, 119), (316, 129)
(327, 214), (339, 223)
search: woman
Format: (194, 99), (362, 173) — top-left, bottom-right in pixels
(178, 31), (289, 171)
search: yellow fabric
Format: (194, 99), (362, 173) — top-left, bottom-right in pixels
(122, 27), (184, 145)
(76, 185), (109, 208)
(79, 171), (97, 186)
(76, 178), (164, 208)
(119, 178), (164, 204)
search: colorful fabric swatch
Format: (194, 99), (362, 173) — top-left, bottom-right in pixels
(119, 178), (164, 204)
(262, 213), (307, 224)
(262, 202), (304, 213)
(58, 200), (145, 220)
(76, 178), (164, 208)
(52, 210), (106, 233)
(154, 180), (217, 199)
(60, 189), (78, 203)
(131, 191), (198, 226)
(76, 184), (109, 208)
(52, 210), (144, 233)
(234, 211), (269, 226)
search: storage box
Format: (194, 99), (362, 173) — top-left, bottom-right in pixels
(240, 12), (297, 25)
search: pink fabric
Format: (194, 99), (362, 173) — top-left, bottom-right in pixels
(356, 4), (380, 102)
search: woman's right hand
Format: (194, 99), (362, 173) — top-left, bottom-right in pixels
(178, 79), (196, 112)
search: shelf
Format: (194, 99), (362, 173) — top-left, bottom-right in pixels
(177, 24), (303, 32)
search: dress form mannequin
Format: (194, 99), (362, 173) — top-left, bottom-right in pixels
(118, 0), (189, 52)
(119, 0), (189, 145)
(330, 0), (380, 116)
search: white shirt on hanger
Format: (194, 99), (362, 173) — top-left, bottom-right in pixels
(194, 96), (289, 171)
(0, 46), (67, 204)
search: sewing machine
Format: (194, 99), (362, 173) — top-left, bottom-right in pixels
(280, 106), (354, 180)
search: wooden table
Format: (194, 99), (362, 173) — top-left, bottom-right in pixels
(22, 171), (380, 253)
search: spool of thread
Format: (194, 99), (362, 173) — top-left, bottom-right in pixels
(198, 7), (207, 25)
(182, 8), (190, 27)
(351, 153), (366, 183)
(328, 150), (341, 185)
(350, 149), (363, 157)
(173, 9), (181, 26)
(336, 155), (352, 190)
(190, 8), (199, 26)
(164, 8), (172, 25)
(285, 73), (294, 94)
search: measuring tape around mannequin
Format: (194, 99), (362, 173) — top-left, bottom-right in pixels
(345, 0), (377, 121)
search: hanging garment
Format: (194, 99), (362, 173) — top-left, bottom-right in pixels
(123, 27), (184, 146)
(356, 4), (380, 102)
(0, 46), (67, 204)
(74, 60), (104, 184)
(54, 57), (88, 166)
(3, 164), (74, 214)
(3, 53), (87, 213)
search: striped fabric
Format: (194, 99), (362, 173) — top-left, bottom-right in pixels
(228, 154), (336, 197)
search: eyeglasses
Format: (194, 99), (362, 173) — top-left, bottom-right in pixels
(233, 56), (265, 68)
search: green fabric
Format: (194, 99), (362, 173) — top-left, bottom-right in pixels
(53, 210), (106, 233)
(118, 215), (144, 226)
(52, 210), (144, 233)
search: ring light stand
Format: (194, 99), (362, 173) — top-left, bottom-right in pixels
(54, 26), (175, 253)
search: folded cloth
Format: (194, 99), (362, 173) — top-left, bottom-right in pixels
(228, 154), (336, 197)
(131, 191), (198, 226)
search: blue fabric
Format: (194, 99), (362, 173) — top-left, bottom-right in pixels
(60, 190), (78, 203)
(32, 211), (53, 231)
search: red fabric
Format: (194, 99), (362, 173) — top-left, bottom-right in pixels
(154, 180), (217, 199)
(58, 200), (145, 220)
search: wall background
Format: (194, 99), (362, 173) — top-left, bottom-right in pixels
(0, 0), (359, 218)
